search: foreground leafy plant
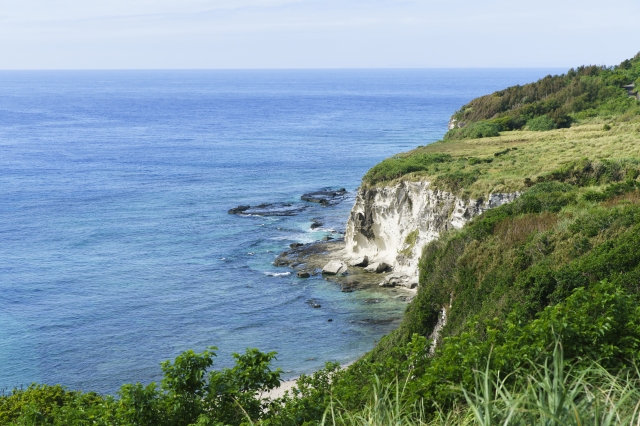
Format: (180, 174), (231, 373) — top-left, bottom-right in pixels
(323, 343), (640, 426)
(0, 348), (281, 426)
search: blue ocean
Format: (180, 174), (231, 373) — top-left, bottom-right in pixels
(0, 69), (562, 393)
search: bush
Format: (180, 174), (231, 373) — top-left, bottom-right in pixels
(527, 115), (556, 131)
(444, 121), (501, 141)
(488, 116), (525, 131)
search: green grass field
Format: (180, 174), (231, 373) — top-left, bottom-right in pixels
(364, 119), (640, 199)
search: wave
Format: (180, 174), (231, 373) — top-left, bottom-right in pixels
(263, 271), (292, 277)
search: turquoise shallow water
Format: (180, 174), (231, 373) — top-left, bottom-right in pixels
(0, 69), (563, 393)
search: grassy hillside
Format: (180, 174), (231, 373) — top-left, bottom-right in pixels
(364, 122), (640, 198)
(363, 53), (640, 197)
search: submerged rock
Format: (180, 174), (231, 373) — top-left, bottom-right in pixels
(307, 299), (322, 309)
(228, 202), (308, 216)
(339, 278), (360, 292)
(273, 252), (291, 266)
(227, 205), (251, 214)
(310, 220), (324, 229)
(273, 241), (334, 267)
(297, 271), (310, 278)
(301, 188), (348, 206)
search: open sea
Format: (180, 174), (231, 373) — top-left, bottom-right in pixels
(0, 69), (563, 394)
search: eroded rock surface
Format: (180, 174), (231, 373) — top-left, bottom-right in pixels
(364, 262), (390, 273)
(345, 181), (519, 282)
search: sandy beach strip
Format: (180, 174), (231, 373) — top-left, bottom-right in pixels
(264, 360), (356, 400)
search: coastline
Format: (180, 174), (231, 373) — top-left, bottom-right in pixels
(265, 377), (299, 400)
(264, 361), (356, 400)
(274, 238), (418, 299)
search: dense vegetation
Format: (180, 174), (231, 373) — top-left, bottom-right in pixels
(363, 54), (640, 190)
(263, 176), (640, 424)
(448, 53), (640, 132)
(4, 55), (640, 425)
(0, 348), (283, 425)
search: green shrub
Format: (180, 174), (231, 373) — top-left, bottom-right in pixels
(527, 115), (556, 131)
(488, 115), (525, 131)
(444, 121), (501, 141)
(467, 157), (493, 165)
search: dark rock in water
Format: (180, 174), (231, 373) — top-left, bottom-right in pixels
(307, 299), (322, 308)
(273, 252), (291, 266)
(310, 221), (323, 229)
(322, 236), (334, 241)
(290, 242), (304, 249)
(273, 242), (330, 267)
(228, 205), (250, 214)
(340, 278), (360, 292)
(327, 318), (333, 322)
(301, 188), (348, 206)
(228, 202), (307, 216)
(297, 271), (310, 278)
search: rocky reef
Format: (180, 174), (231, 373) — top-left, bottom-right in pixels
(227, 203), (308, 216)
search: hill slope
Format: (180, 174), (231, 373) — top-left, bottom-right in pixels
(3, 55), (640, 426)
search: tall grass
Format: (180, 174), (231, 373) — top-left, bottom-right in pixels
(322, 344), (640, 426)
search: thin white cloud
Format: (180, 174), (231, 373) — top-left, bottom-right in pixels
(0, 0), (638, 68)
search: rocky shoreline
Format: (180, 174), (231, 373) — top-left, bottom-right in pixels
(272, 238), (416, 301)
(230, 186), (418, 302)
(268, 182), (521, 302)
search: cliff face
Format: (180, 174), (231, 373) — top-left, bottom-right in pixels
(344, 181), (518, 286)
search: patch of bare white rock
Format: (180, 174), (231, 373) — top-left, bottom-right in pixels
(322, 181), (519, 291)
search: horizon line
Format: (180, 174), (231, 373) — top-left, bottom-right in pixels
(0, 66), (572, 71)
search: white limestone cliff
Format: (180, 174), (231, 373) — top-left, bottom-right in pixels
(344, 181), (518, 287)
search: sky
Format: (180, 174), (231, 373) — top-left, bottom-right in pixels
(1, 0), (639, 69)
